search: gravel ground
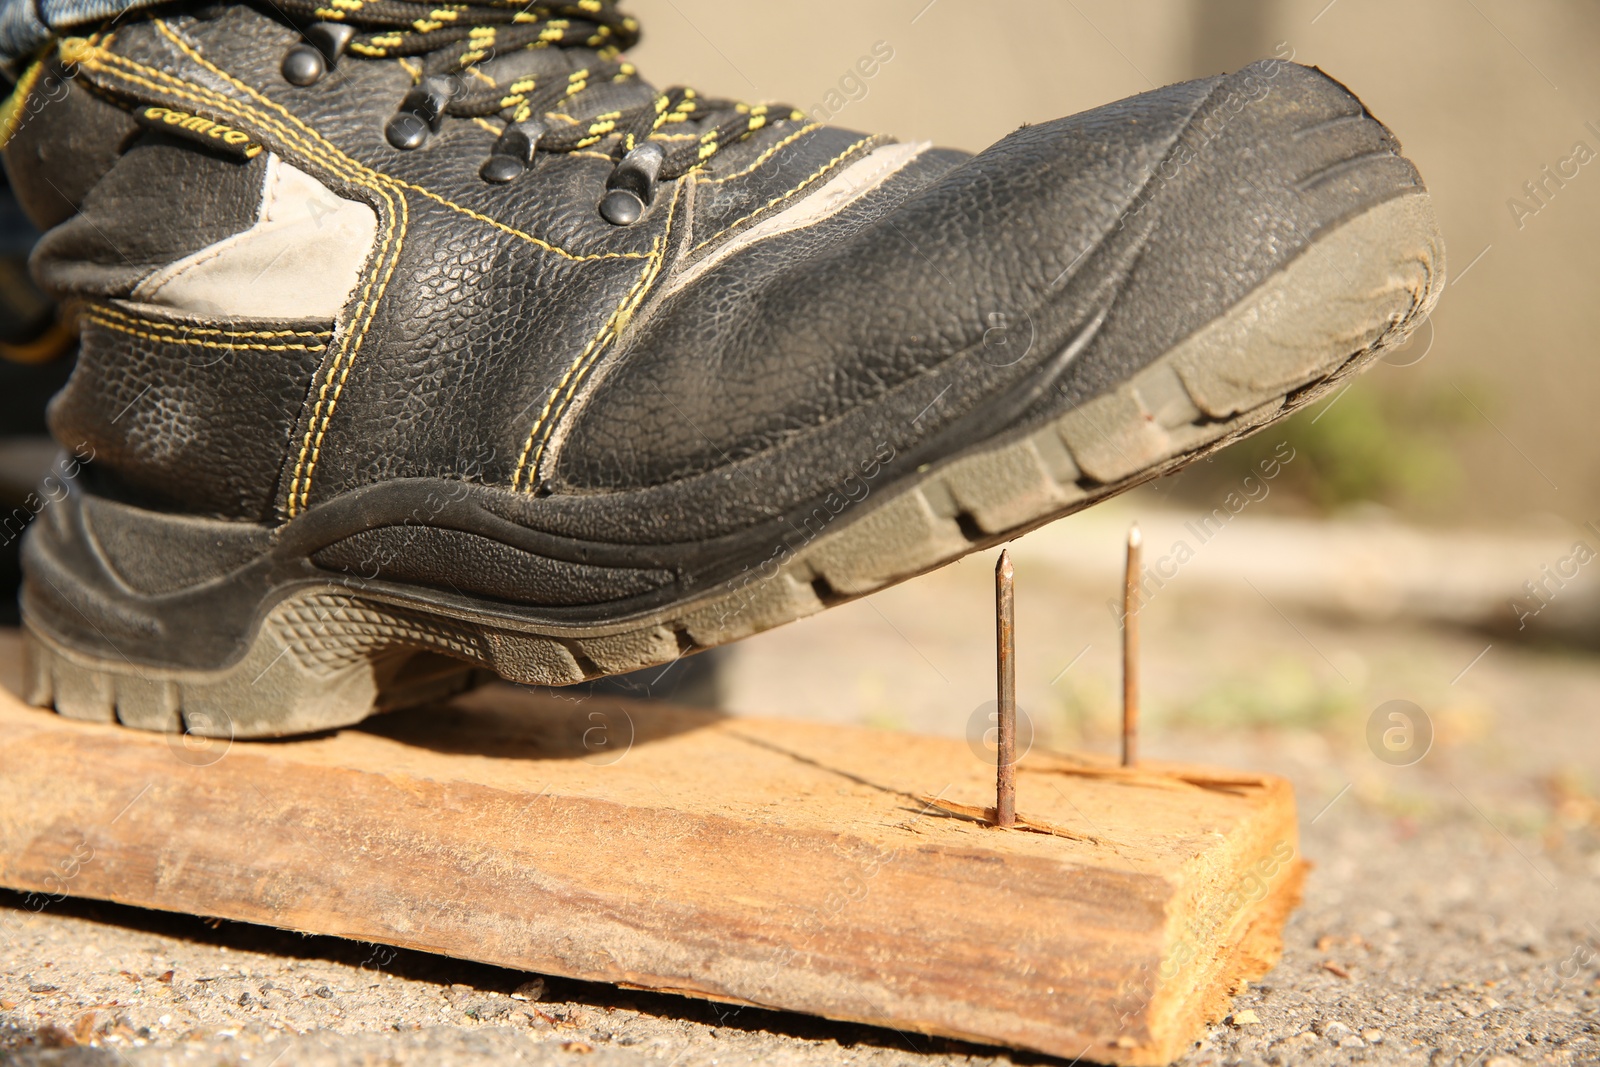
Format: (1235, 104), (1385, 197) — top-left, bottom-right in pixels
(3, 501), (1599, 1066)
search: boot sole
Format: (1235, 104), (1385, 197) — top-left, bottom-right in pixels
(21, 193), (1443, 737)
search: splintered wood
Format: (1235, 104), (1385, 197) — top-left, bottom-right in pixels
(0, 633), (1302, 1065)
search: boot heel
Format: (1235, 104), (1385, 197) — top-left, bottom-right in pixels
(21, 611), (479, 738)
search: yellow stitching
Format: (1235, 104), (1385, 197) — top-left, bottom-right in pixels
(472, 116), (501, 136)
(289, 175), (403, 515)
(382, 173), (641, 256)
(465, 66), (497, 88)
(511, 188), (678, 490)
(90, 58), (398, 511)
(139, 34), (638, 263)
(691, 134), (880, 254)
(85, 315), (329, 351)
(74, 32), (405, 513)
(90, 304), (331, 339)
(93, 52), (365, 182)
(93, 311), (331, 339)
(126, 26), (644, 263)
(88, 35), (636, 508)
(522, 185), (681, 486)
(88, 26), (700, 507)
(700, 122), (822, 184)
(509, 244), (657, 489)
(0, 58), (48, 149)
(146, 28), (627, 262)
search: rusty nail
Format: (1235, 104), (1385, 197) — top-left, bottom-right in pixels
(1122, 523), (1141, 768)
(996, 548), (1016, 828)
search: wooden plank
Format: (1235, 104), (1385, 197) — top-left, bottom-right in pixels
(0, 631), (1302, 1064)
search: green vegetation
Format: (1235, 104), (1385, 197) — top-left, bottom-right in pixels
(1160, 656), (1362, 732)
(1163, 376), (1481, 517)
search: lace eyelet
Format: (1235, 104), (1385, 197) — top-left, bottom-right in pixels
(599, 142), (665, 226)
(480, 119), (548, 183)
(386, 77), (455, 150)
(281, 22), (354, 87)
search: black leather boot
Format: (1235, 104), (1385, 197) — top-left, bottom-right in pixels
(1, 2), (1443, 735)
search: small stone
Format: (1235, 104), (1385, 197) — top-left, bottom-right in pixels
(1319, 1020), (1353, 1041)
(465, 999), (510, 1022)
(313, 986), (334, 1000)
(1361, 1028), (1384, 1043)
(1339, 1035), (1367, 1049)
(27, 982), (59, 994)
(514, 978), (547, 1001)
(1229, 1009), (1260, 1027)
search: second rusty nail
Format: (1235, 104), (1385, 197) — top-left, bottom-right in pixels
(1122, 523), (1141, 768)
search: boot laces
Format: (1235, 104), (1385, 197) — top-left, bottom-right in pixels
(273, 0), (803, 224)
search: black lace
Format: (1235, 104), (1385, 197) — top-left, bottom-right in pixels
(272, 0), (803, 222)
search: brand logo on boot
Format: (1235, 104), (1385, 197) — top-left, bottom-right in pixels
(138, 106), (264, 160)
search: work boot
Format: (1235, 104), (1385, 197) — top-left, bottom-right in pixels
(2, 2), (1443, 735)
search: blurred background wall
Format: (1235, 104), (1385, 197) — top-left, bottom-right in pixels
(631, 0), (1600, 533)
